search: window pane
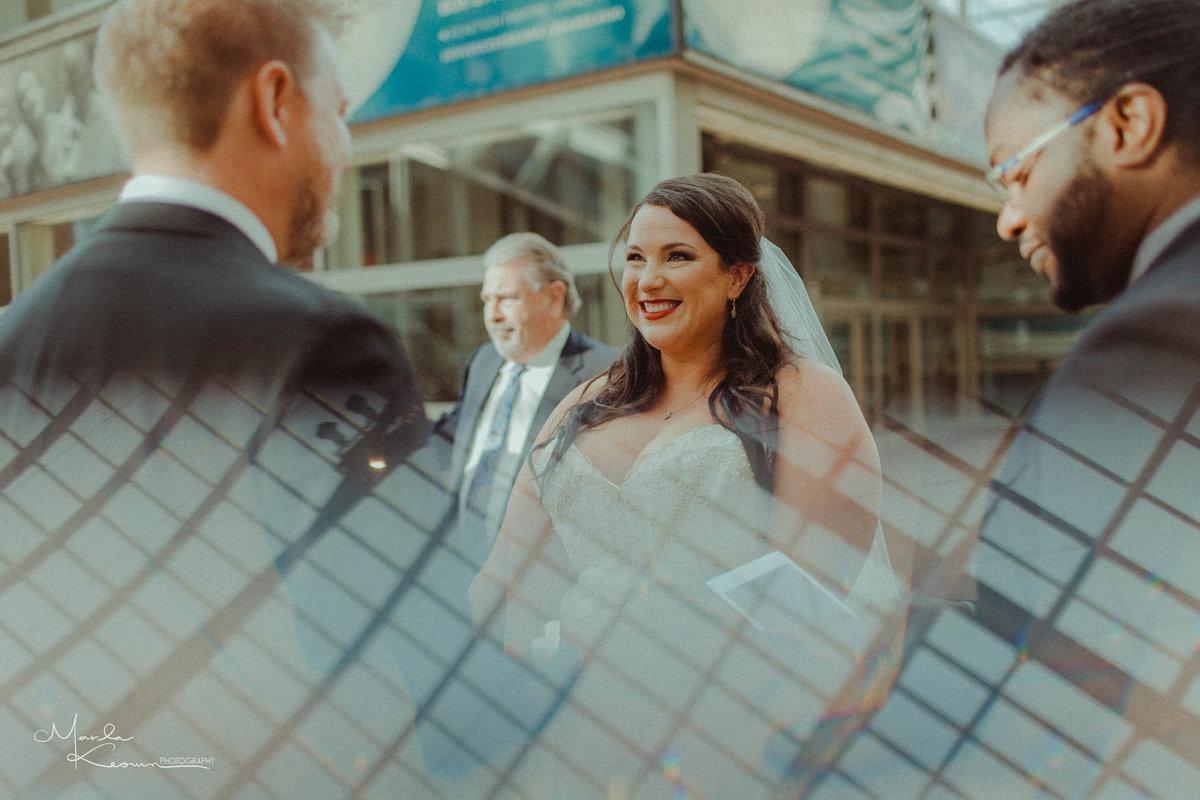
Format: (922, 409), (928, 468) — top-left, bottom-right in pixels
(361, 285), (485, 402)
(15, 219), (84, 291)
(347, 113), (638, 269)
(880, 245), (928, 300)
(929, 251), (967, 304)
(878, 188), (928, 238)
(711, 155), (782, 217)
(811, 233), (870, 299)
(977, 250), (1054, 306)
(807, 175), (869, 230)
(929, 200), (968, 245)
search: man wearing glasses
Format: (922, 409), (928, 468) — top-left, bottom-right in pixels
(974, 0), (1200, 789)
(984, 5), (1200, 314)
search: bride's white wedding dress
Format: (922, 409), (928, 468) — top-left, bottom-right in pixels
(490, 236), (901, 796)
(541, 425), (767, 646)
(519, 424), (903, 798)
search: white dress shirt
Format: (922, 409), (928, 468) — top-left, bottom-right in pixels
(120, 174), (278, 263)
(462, 322), (573, 495)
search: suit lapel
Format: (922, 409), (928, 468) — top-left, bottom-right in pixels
(524, 330), (587, 453)
(449, 346), (504, 488)
(457, 330), (597, 474)
(464, 347), (504, 428)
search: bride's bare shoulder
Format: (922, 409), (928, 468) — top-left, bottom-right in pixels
(542, 371), (612, 431)
(564, 371), (610, 408)
(773, 358), (862, 424)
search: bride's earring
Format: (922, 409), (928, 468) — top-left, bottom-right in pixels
(729, 297), (737, 320)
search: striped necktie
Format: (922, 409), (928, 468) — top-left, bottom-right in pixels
(464, 364), (525, 532)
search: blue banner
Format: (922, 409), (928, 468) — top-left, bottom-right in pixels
(349, 0), (675, 124)
(684, 0), (931, 135)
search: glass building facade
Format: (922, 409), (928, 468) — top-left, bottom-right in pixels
(3, 2), (1192, 800)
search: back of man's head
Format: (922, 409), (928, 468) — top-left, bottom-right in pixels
(95, 0), (345, 156)
(1002, 0), (1200, 165)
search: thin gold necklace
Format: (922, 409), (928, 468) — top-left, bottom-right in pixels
(661, 387), (709, 420)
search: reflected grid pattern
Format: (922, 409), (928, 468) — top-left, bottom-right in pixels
(0, 363), (878, 797)
(3, 366), (1200, 796)
(0, 371), (464, 798)
(7, 171), (1199, 799)
(8, 288), (1200, 792)
(818, 382), (1200, 799)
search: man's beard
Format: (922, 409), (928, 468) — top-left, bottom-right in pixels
(1045, 158), (1117, 312)
(489, 326), (526, 360)
(283, 175), (339, 269)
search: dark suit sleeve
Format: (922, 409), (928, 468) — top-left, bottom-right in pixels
(287, 312), (429, 480)
(978, 257), (1200, 639)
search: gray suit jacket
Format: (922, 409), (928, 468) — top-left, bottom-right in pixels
(983, 213), (1200, 540)
(976, 210), (1200, 720)
(439, 327), (618, 494)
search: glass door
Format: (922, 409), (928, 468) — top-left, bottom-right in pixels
(825, 301), (970, 432)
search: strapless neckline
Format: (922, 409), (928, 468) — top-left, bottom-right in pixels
(563, 424), (741, 489)
(535, 421), (767, 650)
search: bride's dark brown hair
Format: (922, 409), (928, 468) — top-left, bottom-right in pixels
(537, 173), (791, 488)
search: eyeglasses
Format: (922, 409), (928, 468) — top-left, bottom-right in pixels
(985, 101), (1102, 200)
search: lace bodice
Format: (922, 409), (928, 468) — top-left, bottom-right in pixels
(535, 425), (770, 645)
(520, 422), (903, 799)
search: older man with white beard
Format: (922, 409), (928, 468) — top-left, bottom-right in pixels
(439, 232), (617, 562)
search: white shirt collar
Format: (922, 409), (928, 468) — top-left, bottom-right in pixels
(509, 322), (571, 371)
(119, 175), (278, 263)
(1129, 193), (1200, 287)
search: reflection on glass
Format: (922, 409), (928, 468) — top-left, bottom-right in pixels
(351, 114), (637, 268)
(6, 107), (1194, 800)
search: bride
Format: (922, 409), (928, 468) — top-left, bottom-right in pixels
(469, 174), (909, 798)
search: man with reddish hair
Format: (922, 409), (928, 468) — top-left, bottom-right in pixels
(0, 1), (428, 794)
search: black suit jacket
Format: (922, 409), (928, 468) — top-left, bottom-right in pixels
(0, 201), (432, 795)
(983, 214), (1200, 547)
(438, 327), (618, 495)
(976, 211), (1200, 765)
(0, 201), (427, 465)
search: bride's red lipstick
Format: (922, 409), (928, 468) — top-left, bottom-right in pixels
(639, 299), (679, 320)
